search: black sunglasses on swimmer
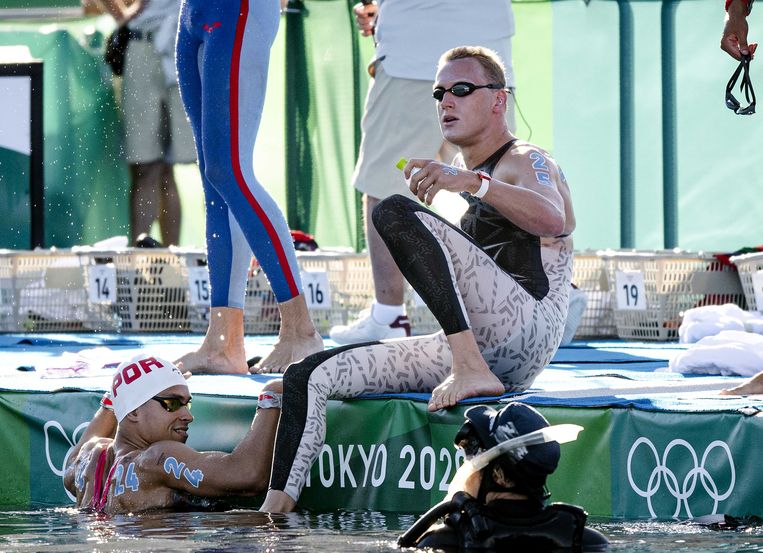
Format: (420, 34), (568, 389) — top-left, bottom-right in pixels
(152, 396), (192, 413)
(433, 82), (504, 102)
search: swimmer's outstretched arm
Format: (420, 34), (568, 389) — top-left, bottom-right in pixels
(136, 381), (282, 497)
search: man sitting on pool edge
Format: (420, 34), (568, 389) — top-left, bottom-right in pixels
(64, 354), (281, 513)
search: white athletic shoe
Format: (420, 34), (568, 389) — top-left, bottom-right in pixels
(560, 286), (588, 345)
(329, 309), (412, 345)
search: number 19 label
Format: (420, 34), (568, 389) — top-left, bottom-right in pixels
(615, 270), (646, 310)
(88, 264), (117, 304)
(301, 271), (331, 310)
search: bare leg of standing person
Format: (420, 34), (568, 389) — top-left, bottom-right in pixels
(159, 162), (181, 246)
(129, 160), (164, 244)
(175, 0), (322, 375)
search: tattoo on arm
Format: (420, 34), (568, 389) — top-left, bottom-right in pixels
(163, 456), (205, 488)
(75, 460), (87, 491)
(529, 151), (553, 187)
(113, 462), (140, 496)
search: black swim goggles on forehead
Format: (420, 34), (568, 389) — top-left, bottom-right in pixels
(152, 396), (192, 412)
(726, 54), (756, 115)
(433, 82), (504, 102)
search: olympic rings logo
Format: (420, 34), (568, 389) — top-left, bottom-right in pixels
(626, 437), (735, 519)
(44, 420), (89, 502)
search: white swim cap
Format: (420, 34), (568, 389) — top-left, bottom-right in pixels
(110, 354), (187, 422)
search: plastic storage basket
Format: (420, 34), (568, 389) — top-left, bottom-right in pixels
(605, 250), (745, 341)
(244, 251), (376, 336)
(99, 248), (204, 332)
(571, 250), (617, 338)
(0, 251), (16, 332)
(8, 250), (121, 332)
(729, 251), (763, 312)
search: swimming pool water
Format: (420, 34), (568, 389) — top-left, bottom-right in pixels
(0, 509), (761, 552)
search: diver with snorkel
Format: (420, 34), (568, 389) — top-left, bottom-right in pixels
(399, 403), (609, 552)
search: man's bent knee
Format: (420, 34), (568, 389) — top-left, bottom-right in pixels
(372, 194), (416, 231)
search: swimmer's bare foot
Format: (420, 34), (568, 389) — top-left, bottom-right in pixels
(175, 347), (248, 375)
(252, 294), (324, 374)
(720, 373), (763, 396)
(428, 329), (504, 412)
(175, 307), (249, 375)
(428, 370), (504, 412)
(251, 331), (323, 374)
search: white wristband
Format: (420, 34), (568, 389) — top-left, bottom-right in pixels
(257, 391), (282, 409)
(473, 171), (490, 199)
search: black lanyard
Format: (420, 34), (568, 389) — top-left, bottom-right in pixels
(726, 54), (756, 115)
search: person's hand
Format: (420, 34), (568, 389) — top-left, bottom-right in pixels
(353, 1), (378, 37)
(113, 1), (141, 24)
(722, 2), (758, 60)
(404, 159), (480, 206)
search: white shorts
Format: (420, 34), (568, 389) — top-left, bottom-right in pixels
(121, 39), (196, 165)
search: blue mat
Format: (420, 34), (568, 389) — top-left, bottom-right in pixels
(0, 334), (761, 414)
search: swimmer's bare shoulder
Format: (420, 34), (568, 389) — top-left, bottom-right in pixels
(496, 140), (576, 237)
(495, 141), (564, 190)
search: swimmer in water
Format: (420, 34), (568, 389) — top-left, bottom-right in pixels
(64, 354), (281, 514)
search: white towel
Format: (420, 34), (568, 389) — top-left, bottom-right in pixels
(669, 330), (763, 377)
(678, 303), (763, 343)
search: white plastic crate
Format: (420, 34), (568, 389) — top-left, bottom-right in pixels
(10, 250), (121, 332)
(0, 251), (17, 332)
(101, 248), (203, 332)
(244, 251), (375, 336)
(606, 250), (745, 341)
(729, 251), (763, 312)
(242, 251), (444, 337)
(571, 250), (617, 338)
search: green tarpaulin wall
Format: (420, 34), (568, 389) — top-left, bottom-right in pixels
(3, 389), (763, 518)
(1, 0), (761, 251)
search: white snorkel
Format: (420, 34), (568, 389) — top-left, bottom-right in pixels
(446, 423), (584, 500)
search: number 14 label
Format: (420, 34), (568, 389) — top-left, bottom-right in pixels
(301, 271), (331, 310)
(615, 270), (646, 310)
(88, 264), (117, 304)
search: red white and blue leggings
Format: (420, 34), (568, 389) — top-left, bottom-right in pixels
(177, 0), (301, 307)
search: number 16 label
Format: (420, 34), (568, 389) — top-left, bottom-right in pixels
(301, 271), (331, 310)
(615, 270), (646, 310)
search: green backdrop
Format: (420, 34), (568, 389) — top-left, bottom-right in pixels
(3, 389), (762, 519)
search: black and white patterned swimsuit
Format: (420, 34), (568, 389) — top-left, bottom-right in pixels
(269, 141), (573, 502)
